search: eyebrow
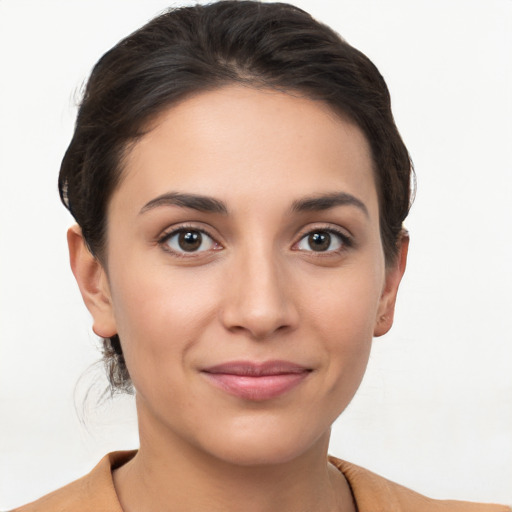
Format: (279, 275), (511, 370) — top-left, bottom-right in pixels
(139, 191), (368, 217)
(291, 192), (369, 217)
(140, 192), (228, 215)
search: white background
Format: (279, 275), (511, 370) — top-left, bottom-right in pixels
(1, 0), (511, 508)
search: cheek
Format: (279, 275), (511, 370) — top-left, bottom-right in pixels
(305, 261), (383, 340)
(303, 263), (383, 387)
(107, 260), (219, 383)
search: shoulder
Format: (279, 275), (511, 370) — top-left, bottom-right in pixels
(10, 451), (136, 512)
(329, 456), (511, 512)
(10, 451), (510, 512)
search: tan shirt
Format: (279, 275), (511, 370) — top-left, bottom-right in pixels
(12, 451), (511, 512)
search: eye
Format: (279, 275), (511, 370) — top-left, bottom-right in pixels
(295, 229), (349, 253)
(161, 228), (220, 254)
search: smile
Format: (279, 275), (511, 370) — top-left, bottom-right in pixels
(201, 360), (312, 401)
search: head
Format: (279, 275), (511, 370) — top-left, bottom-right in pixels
(63, 1), (412, 463)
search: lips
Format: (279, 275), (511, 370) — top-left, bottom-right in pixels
(201, 360), (312, 401)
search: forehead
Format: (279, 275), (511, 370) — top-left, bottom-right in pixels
(113, 85), (378, 218)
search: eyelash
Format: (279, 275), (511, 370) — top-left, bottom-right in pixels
(294, 226), (353, 255)
(157, 224), (353, 257)
(157, 224), (221, 257)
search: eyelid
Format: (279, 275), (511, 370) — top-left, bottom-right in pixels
(293, 224), (354, 253)
(157, 223), (223, 256)
(155, 222), (353, 258)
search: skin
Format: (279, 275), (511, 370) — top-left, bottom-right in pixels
(69, 85), (408, 512)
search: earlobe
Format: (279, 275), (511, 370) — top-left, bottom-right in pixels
(373, 231), (409, 337)
(67, 225), (117, 338)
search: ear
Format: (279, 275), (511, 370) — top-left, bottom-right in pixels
(373, 231), (409, 337)
(67, 225), (117, 338)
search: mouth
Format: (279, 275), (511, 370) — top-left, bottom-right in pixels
(201, 360), (312, 401)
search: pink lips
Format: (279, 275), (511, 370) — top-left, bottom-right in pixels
(201, 360), (311, 401)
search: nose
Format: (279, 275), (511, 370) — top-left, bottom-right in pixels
(219, 247), (299, 340)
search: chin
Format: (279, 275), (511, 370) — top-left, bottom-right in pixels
(198, 419), (330, 467)
(211, 442), (312, 467)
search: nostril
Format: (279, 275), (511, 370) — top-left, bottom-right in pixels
(218, 259), (299, 339)
(221, 307), (299, 341)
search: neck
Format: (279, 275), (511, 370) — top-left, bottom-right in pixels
(113, 400), (355, 512)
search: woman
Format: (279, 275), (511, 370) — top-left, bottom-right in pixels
(9, 2), (510, 511)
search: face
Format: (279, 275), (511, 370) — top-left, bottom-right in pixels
(72, 85), (405, 466)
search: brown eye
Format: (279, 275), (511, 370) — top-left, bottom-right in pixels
(178, 231), (202, 251)
(308, 232), (331, 251)
(296, 229), (345, 253)
(164, 229), (217, 254)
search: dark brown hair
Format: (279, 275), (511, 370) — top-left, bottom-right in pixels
(59, 0), (413, 393)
